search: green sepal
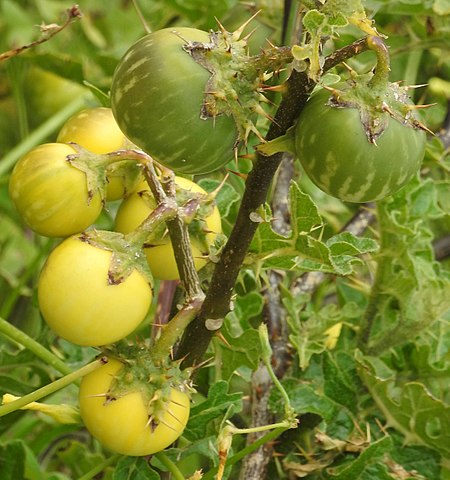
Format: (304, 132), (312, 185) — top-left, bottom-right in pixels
(105, 159), (142, 197)
(65, 144), (109, 205)
(79, 230), (153, 288)
(100, 344), (194, 427)
(255, 125), (297, 156)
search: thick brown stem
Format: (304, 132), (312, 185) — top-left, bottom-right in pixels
(176, 38), (371, 367)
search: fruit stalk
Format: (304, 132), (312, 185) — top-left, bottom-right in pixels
(141, 162), (204, 301)
(0, 315), (72, 376)
(0, 357), (107, 417)
(106, 149), (205, 299)
(366, 35), (391, 93)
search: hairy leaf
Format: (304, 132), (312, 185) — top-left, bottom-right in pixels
(184, 381), (242, 441)
(357, 353), (450, 457)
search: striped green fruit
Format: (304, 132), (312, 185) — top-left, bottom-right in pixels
(110, 28), (238, 175)
(295, 89), (427, 203)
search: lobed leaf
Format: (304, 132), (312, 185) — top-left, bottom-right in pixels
(184, 381), (243, 442)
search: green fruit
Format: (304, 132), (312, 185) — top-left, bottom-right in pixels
(110, 27), (238, 174)
(295, 89), (427, 203)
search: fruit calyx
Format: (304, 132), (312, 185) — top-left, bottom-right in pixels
(134, 179), (219, 251)
(100, 346), (193, 430)
(322, 35), (430, 144)
(78, 230), (153, 286)
(180, 21), (292, 148)
(66, 143), (143, 203)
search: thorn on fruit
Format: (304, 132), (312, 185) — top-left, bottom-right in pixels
(214, 17), (228, 35)
(239, 153), (256, 161)
(242, 27), (258, 43)
(260, 83), (287, 94)
(409, 103), (436, 109)
(158, 416), (178, 432)
(381, 103), (395, 116)
(166, 407), (185, 425)
(232, 9), (262, 41)
(404, 83), (428, 90)
(145, 414), (156, 431)
(416, 121), (434, 135)
(169, 397), (190, 408)
(322, 85), (339, 95)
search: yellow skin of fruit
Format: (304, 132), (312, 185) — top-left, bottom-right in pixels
(9, 143), (102, 237)
(57, 107), (138, 201)
(79, 358), (190, 456)
(38, 235), (152, 346)
(115, 176), (222, 281)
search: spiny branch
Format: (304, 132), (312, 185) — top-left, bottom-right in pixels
(0, 5), (82, 63)
(176, 37), (372, 367)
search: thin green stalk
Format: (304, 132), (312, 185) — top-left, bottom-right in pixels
(259, 324), (295, 418)
(151, 295), (204, 362)
(78, 454), (121, 480)
(154, 451), (185, 480)
(0, 316), (72, 375)
(202, 427), (288, 480)
(0, 357), (107, 417)
(357, 254), (387, 351)
(0, 96), (88, 176)
(367, 36), (390, 93)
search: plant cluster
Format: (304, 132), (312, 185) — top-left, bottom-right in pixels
(0, 1), (449, 479)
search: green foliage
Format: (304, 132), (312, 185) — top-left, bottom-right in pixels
(113, 457), (160, 480)
(249, 182), (379, 274)
(0, 0), (449, 479)
(185, 381), (243, 441)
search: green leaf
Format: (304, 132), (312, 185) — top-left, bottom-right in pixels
(214, 323), (262, 380)
(0, 440), (26, 480)
(197, 178), (241, 219)
(390, 439), (441, 480)
(255, 126), (296, 156)
(284, 284), (364, 369)
(184, 381), (243, 442)
(270, 378), (349, 424)
(326, 436), (393, 479)
(322, 352), (358, 412)
(357, 353), (450, 457)
(249, 182), (377, 275)
(113, 456), (160, 480)
(56, 440), (109, 478)
(365, 179), (450, 353)
(225, 291), (264, 334)
(359, 463), (395, 480)
(26, 54), (85, 84)
(157, 436), (219, 469)
(303, 10), (327, 32)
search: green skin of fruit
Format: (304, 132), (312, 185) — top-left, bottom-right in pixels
(9, 143), (102, 237)
(295, 89), (427, 203)
(111, 27), (238, 175)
